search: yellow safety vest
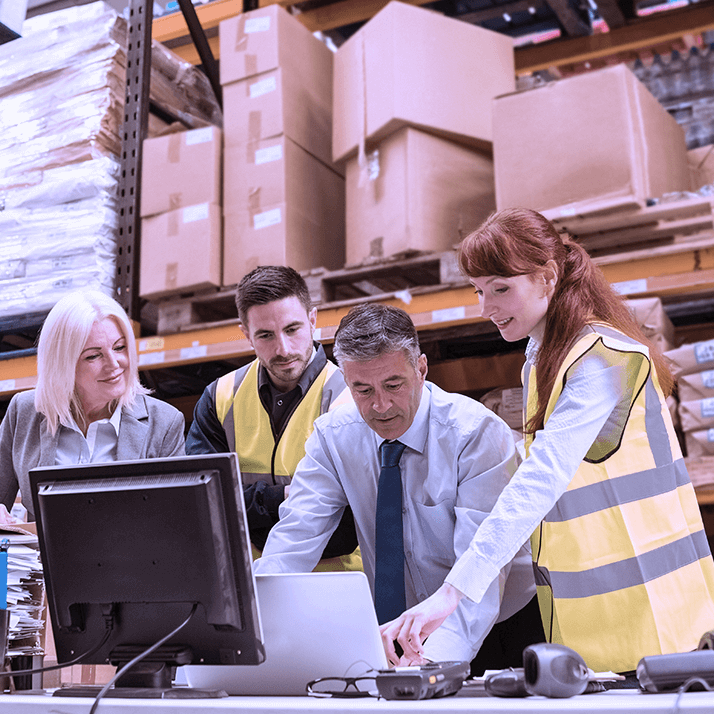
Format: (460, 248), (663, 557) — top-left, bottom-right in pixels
(524, 324), (714, 673)
(215, 359), (361, 572)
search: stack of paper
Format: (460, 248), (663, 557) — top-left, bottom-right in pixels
(0, 529), (44, 660)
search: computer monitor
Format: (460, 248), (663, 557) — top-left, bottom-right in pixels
(29, 453), (264, 696)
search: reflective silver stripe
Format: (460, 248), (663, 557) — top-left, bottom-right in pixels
(545, 459), (689, 522)
(645, 376), (674, 466)
(321, 365), (347, 414)
(549, 529), (711, 598)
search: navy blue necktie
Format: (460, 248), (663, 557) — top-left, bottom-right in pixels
(374, 440), (407, 625)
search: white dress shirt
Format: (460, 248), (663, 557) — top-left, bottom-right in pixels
(255, 381), (536, 662)
(447, 334), (632, 605)
(55, 407), (122, 466)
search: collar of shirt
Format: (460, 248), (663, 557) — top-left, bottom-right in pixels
(377, 382), (430, 457)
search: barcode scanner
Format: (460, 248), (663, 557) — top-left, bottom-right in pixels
(485, 643), (593, 698)
(523, 643), (590, 697)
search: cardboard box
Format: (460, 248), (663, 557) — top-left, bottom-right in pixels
(140, 203), (222, 298)
(685, 429), (714, 459)
(223, 137), (344, 285)
(679, 397), (714, 433)
(332, 1), (515, 163)
(666, 338), (714, 378)
(679, 369), (714, 403)
(627, 296), (675, 352)
(219, 5), (335, 168)
(345, 127), (495, 265)
(688, 145), (714, 190)
(140, 126), (222, 218)
(494, 64), (692, 215)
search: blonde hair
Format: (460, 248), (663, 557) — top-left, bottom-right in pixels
(34, 290), (150, 434)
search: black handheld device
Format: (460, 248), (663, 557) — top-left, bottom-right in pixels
(637, 650), (714, 693)
(375, 661), (470, 700)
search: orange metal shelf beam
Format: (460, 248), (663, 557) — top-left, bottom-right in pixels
(3, 256), (714, 398)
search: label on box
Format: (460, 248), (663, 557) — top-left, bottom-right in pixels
(254, 207), (282, 230)
(245, 16), (270, 33)
(701, 398), (714, 418)
(250, 76), (277, 99)
(139, 351), (166, 366)
(186, 127), (213, 145)
(695, 340), (714, 365)
(255, 144), (283, 165)
(183, 203), (209, 223)
(560, 207), (577, 217)
(181, 344), (208, 361)
(432, 306), (466, 323)
(0, 379), (15, 393)
(703, 370), (714, 388)
(612, 279), (648, 295)
(139, 337), (165, 351)
(708, 428), (714, 443)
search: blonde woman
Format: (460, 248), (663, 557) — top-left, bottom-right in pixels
(0, 290), (185, 522)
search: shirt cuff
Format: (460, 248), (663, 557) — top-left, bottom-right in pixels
(446, 549), (502, 606)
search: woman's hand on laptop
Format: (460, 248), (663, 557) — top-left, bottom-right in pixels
(379, 583), (464, 665)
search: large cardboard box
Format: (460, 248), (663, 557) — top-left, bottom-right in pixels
(679, 397), (714, 433)
(332, 1), (515, 163)
(494, 64), (692, 215)
(223, 136), (344, 285)
(140, 203), (222, 298)
(219, 5), (335, 168)
(140, 126), (222, 218)
(345, 127), (495, 265)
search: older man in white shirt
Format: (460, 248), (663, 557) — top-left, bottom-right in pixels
(255, 303), (541, 669)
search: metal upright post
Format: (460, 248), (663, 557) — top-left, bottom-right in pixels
(116, 0), (154, 320)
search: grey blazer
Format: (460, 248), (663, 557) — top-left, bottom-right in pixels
(0, 390), (186, 520)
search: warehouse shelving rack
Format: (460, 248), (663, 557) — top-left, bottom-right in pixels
(3, 0), (714, 401)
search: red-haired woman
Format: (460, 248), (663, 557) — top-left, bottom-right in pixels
(382, 207), (714, 676)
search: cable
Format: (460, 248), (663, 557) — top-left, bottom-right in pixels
(672, 676), (714, 714)
(88, 603), (198, 714)
(0, 606), (116, 685)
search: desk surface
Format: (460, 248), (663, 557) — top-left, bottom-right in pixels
(0, 690), (713, 713)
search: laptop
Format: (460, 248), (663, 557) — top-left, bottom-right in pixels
(180, 571), (388, 696)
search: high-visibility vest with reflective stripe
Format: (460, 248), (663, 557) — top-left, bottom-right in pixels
(215, 359), (360, 571)
(524, 324), (714, 673)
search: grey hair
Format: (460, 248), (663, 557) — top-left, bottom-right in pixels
(333, 303), (421, 368)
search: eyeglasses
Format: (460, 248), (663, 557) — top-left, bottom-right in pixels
(306, 675), (378, 698)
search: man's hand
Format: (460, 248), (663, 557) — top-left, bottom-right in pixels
(379, 582), (464, 665)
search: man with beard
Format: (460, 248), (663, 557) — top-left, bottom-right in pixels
(186, 265), (361, 571)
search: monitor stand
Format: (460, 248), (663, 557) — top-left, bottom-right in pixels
(52, 645), (229, 699)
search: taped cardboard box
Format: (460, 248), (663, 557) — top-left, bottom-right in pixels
(494, 64), (692, 215)
(678, 369), (714, 403)
(345, 127), (495, 265)
(665, 338), (714, 378)
(223, 137), (344, 285)
(332, 0), (514, 164)
(627, 296), (675, 352)
(688, 145), (714, 190)
(139, 203), (222, 299)
(140, 126), (222, 218)
(678, 397), (714, 433)
(219, 5), (336, 169)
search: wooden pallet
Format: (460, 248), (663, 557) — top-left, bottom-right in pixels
(302, 250), (464, 307)
(146, 250), (465, 334)
(543, 195), (714, 258)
